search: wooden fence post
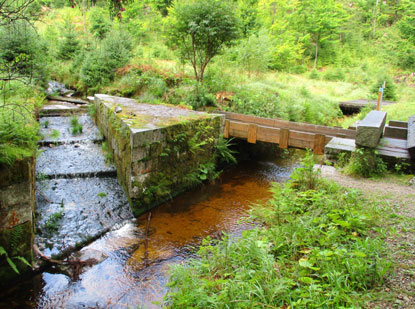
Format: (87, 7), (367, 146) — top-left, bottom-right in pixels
(247, 124), (257, 144)
(280, 128), (290, 149)
(313, 134), (326, 155)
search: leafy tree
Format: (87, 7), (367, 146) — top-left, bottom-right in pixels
(257, 0), (304, 70)
(235, 0), (259, 37)
(295, 0), (348, 68)
(166, 0), (239, 82)
(237, 30), (273, 76)
(397, 0), (415, 45)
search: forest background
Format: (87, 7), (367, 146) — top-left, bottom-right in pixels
(1, 0), (415, 162)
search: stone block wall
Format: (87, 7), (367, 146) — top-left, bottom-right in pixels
(0, 157), (35, 282)
(94, 95), (224, 216)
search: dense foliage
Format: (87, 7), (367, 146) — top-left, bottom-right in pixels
(166, 153), (390, 307)
(166, 0), (239, 82)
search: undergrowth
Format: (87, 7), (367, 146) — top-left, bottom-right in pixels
(166, 152), (391, 308)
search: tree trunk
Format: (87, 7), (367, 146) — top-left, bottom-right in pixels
(314, 42), (318, 69)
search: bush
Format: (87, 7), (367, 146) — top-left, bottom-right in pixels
(323, 67), (346, 81)
(79, 30), (132, 91)
(309, 68), (320, 80)
(89, 7), (112, 40)
(0, 84), (40, 166)
(371, 75), (397, 101)
(0, 21), (49, 85)
(185, 84), (216, 109)
(57, 20), (80, 60)
(344, 147), (387, 178)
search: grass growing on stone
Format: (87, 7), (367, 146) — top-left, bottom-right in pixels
(165, 152), (391, 307)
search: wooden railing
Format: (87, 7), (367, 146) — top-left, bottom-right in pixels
(219, 112), (356, 155)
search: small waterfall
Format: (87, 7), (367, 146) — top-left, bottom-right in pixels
(35, 102), (133, 259)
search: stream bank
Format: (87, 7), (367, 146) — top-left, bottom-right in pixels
(1, 154), (300, 308)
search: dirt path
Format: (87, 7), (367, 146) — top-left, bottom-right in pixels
(319, 165), (415, 308)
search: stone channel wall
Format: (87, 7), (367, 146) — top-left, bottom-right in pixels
(94, 95), (225, 216)
(0, 157), (35, 282)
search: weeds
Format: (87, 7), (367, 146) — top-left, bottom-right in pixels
(344, 148), (387, 178)
(50, 129), (60, 140)
(166, 152), (391, 307)
(215, 136), (237, 165)
(70, 116), (83, 135)
(44, 209), (64, 232)
(97, 192), (107, 198)
(101, 141), (114, 164)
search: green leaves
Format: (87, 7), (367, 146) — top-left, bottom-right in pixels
(0, 245), (31, 274)
(166, 0), (239, 82)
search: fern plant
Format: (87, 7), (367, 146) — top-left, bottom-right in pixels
(0, 246), (31, 274)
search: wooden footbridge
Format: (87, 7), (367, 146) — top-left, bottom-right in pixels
(220, 112), (356, 155)
(220, 111), (415, 161)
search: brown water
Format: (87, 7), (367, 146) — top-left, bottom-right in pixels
(0, 157), (299, 309)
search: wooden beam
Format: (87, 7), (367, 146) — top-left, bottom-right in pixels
(224, 120), (230, 138)
(313, 134), (326, 155)
(247, 124), (257, 144)
(280, 128), (290, 149)
(389, 120), (408, 128)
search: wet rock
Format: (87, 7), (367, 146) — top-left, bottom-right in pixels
(38, 115), (102, 144)
(115, 106), (122, 113)
(35, 178), (133, 258)
(36, 143), (116, 178)
(46, 81), (72, 96)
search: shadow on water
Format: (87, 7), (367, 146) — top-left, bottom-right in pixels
(0, 154), (301, 308)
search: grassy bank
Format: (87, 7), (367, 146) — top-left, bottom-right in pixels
(165, 153), (391, 307)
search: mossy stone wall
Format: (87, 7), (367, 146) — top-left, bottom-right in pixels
(0, 157), (35, 282)
(94, 95), (224, 216)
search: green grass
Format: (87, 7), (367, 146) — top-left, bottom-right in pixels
(165, 153), (391, 307)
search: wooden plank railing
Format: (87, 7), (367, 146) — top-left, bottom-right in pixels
(220, 111), (356, 139)
(221, 112), (356, 155)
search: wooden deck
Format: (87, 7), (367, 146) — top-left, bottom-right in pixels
(220, 112), (356, 155)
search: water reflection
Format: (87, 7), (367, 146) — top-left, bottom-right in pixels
(1, 158), (298, 308)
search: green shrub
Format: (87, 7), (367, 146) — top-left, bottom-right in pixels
(289, 65), (307, 74)
(182, 83), (216, 110)
(0, 21), (49, 85)
(323, 67), (346, 81)
(89, 6), (112, 40)
(309, 68), (320, 80)
(344, 147), (387, 178)
(371, 75), (397, 101)
(0, 101), (39, 166)
(57, 20), (80, 60)
(79, 30), (132, 92)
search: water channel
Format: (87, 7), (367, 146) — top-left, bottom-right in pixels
(1, 154), (300, 308)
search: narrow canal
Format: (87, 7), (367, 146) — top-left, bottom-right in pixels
(1, 155), (300, 308)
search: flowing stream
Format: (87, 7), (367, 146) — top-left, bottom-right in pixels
(1, 95), (301, 308)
